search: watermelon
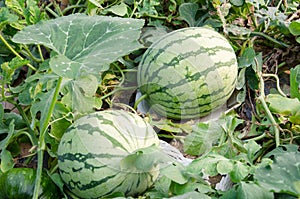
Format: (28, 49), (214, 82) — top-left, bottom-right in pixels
(57, 110), (160, 198)
(0, 168), (61, 199)
(137, 27), (238, 119)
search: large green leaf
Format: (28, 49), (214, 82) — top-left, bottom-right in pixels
(179, 3), (199, 27)
(220, 182), (273, 199)
(266, 94), (300, 123)
(12, 14), (144, 78)
(184, 121), (223, 156)
(61, 74), (101, 113)
(237, 181), (273, 199)
(254, 146), (300, 197)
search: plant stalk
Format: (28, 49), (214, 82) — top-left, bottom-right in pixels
(262, 73), (286, 97)
(32, 77), (63, 199)
(251, 31), (289, 48)
(255, 58), (280, 147)
(133, 93), (148, 110)
(0, 33), (37, 71)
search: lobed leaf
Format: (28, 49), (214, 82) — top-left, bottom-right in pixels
(254, 148), (300, 197)
(179, 3), (199, 27)
(237, 181), (274, 199)
(12, 14), (144, 78)
(184, 122), (223, 156)
(267, 94), (300, 116)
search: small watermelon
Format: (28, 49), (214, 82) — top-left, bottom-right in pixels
(137, 27), (238, 119)
(57, 110), (160, 198)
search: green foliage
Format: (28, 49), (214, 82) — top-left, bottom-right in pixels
(5, 0), (48, 29)
(12, 14), (144, 78)
(221, 181), (274, 199)
(0, 168), (61, 198)
(0, 7), (18, 31)
(184, 114), (244, 156)
(289, 21), (300, 43)
(186, 139), (263, 183)
(254, 145), (300, 197)
(290, 65), (300, 100)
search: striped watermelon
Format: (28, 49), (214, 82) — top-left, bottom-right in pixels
(57, 110), (160, 198)
(137, 27), (238, 119)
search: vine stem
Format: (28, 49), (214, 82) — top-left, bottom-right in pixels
(255, 58), (280, 147)
(262, 73), (286, 97)
(133, 93), (148, 110)
(251, 31), (289, 48)
(130, 0), (142, 18)
(215, 4), (228, 35)
(32, 77), (63, 199)
(0, 33), (37, 71)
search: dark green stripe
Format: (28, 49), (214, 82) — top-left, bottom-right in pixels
(139, 32), (206, 78)
(143, 57), (236, 88)
(146, 82), (236, 119)
(73, 122), (130, 152)
(93, 113), (134, 151)
(103, 174), (130, 196)
(58, 152), (124, 171)
(68, 173), (119, 192)
(140, 48), (206, 84)
(74, 113), (134, 152)
(139, 43), (234, 85)
(149, 82), (233, 110)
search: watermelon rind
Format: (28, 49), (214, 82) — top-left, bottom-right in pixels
(57, 110), (160, 198)
(137, 27), (238, 120)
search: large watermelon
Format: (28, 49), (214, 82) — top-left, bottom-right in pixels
(137, 27), (238, 119)
(57, 110), (160, 198)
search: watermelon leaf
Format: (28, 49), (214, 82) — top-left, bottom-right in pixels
(184, 121), (223, 156)
(61, 74), (101, 114)
(170, 174), (213, 197)
(184, 114), (244, 156)
(105, 2), (129, 16)
(266, 94), (300, 124)
(229, 161), (250, 183)
(236, 181), (273, 199)
(49, 102), (72, 140)
(238, 47), (256, 68)
(289, 21), (300, 36)
(290, 64), (300, 100)
(265, 144), (299, 156)
(254, 146), (300, 197)
(230, 0), (245, 7)
(12, 14), (144, 78)
(160, 162), (188, 185)
(0, 7), (18, 31)
(0, 149), (15, 172)
(178, 3), (199, 27)
(0, 57), (30, 84)
(120, 144), (161, 172)
(0, 104), (4, 128)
